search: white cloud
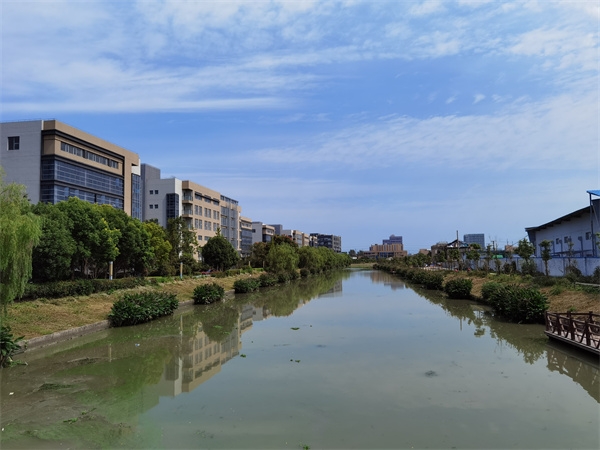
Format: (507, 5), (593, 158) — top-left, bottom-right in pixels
(255, 93), (598, 172)
(473, 94), (486, 104)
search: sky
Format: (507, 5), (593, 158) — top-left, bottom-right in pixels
(1, 0), (598, 253)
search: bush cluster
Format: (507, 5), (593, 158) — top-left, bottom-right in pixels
(0, 325), (24, 368)
(482, 283), (548, 323)
(444, 278), (473, 299)
(22, 277), (154, 300)
(192, 283), (225, 305)
(233, 278), (261, 293)
(108, 292), (179, 327)
(258, 273), (278, 287)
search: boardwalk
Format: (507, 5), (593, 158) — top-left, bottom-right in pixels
(545, 312), (600, 357)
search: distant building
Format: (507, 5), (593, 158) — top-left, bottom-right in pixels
(142, 163), (242, 254)
(1, 119), (142, 218)
(383, 235), (403, 245)
(464, 233), (485, 249)
(310, 233), (342, 253)
(252, 222), (275, 244)
(365, 243), (407, 259)
(240, 216), (253, 257)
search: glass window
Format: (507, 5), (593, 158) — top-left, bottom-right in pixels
(8, 136), (20, 150)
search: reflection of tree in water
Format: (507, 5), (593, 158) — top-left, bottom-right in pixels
(408, 283), (546, 365)
(231, 270), (349, 317)
(192, 302), (239, 342)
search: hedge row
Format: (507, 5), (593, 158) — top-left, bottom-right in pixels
(481, 282), (548, 324)
(108, 292), (179, 327)
(22, 277), (156, 300)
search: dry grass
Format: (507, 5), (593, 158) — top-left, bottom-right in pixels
(4, 274), (260, 340)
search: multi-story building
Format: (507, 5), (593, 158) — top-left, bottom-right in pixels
(142, 164), (241, 254)
(240, 216), (253, 257)
(1, 119), (142, 218)
(220, 195), (241, 251)
(464, 233), (485, 249)
(252, 222), (275, 244)
(310, 233), (342, 253)
(365, 243), (407, 259)
(383, 234), (403, 246)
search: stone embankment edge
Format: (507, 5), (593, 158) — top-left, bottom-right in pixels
(21, 291), (234, 352)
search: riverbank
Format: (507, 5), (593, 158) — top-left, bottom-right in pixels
(4, 267), (598, 348)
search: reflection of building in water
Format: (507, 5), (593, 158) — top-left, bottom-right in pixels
(318, 280), (343, 298)
(546, 344), (599, 402)
(148, 306), (256, 398)
(253, 305), (271, 321)
(369, 271), (406, 290)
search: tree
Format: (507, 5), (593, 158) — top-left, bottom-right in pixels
(31, 203), (76, 282)
(348, 249), (357, 258)
(99, 205), (153, 276)
(55, 198), (119, 278)
(516, 238), (536, 275)
(165, 217), (198, 273)
(539, 240), (552, 276)
(466, 243), (481, 270)
(143, 220), (172, 276)
(265, 244), (299, 274)
(249, 242), (269, 268)
(298, 246), (324, 273)
(0, 176), (42, 312)
(201, 231), (240, 271)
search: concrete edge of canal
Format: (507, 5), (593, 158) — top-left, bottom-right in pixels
(21, 291), (236, 352)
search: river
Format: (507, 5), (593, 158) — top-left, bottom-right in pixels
(1, 268), (598, 449)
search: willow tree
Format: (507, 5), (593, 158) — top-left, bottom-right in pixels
(0, 176), (41, 313)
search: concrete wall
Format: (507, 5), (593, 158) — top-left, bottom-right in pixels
(0, 120), (43, 203)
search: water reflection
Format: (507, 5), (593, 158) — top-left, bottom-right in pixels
(1, 269), (598, 449)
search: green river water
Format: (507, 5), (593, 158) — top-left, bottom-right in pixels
(1, 268), (598, 449)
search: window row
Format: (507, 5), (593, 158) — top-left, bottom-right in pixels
(149, 189), (159, 195)
(149, 204), (159, 209)
(60, 142), (119, 169)
(41, 159), (124, 196)
(193, 218), (220, 231)
(41, 185), (123, 209)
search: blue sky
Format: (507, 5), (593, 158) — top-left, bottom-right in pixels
(1, 0), (598, 253)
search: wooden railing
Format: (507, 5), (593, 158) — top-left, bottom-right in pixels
(545, 311), (600, 353)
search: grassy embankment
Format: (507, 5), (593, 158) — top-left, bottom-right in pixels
(4, 264), (598, 340)
(4, 274), (253, 340)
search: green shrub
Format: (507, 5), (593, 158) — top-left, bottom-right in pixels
(193, 282), (225, 305)
(486, 284), (548, 323)
(108, 292), (178, 327)
(423, 272), (444, 290)
(444, 278), (473, 299)
(300, 268), (310, 278)
(520, 260), (538, 276)
(233, 278), (261, 293)
(0, 325), (24, 368)
(277, 272), (292, 283)
(258, 273), (278, 287)
(481, 281), (503, 301)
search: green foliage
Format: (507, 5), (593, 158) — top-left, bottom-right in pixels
(233, 278), (261, 293)
(485, 284), (548, 323)
(539, 239), (552, 276)
(192, 282), (225, 305)
(0, 324), (24, 367)
(444, 278), (473, 299)
(201, 233), (240, 271)
(22, 277), (155, 300)
(266, 244), (299, 274)
(143, 220), (173, 276)
(515, 238), (535, 261)
(300, 268), (310, 278)
(258, 273), (279, 287)
(481, 281), (503, 301)
(31, 203), (76, 282)
(166, 217), (198, 272)
(55, 198), (119, 278)
(0, 175), (42, 312)
(108, 292), (178, 327)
